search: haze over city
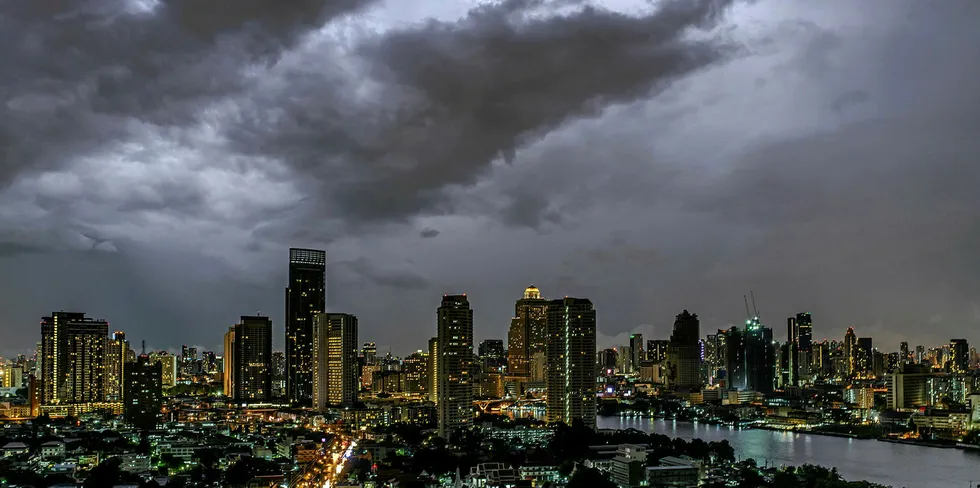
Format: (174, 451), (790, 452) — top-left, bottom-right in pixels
(1, 0), (978, 357)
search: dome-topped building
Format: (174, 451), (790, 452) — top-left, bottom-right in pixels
(523, 285), (542, 300)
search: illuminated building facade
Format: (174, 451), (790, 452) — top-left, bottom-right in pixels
(40, 312), (109, 405)
(234, 315), (273, 403)
(508, 286), (548, 377)
(545, 297), (597, 428)
(437, 295), (474, 437)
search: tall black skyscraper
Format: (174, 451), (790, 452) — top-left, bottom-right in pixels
(950, 339), (969, 373)
(744, 317), (775, 393)
(666, 310), (701, 391)
(234, 316), (273, 403)
(478, 339), (506, 370)
(40, 312), (109, 405)
(796, 313), (813, 353)
(285, 248), (326, 404)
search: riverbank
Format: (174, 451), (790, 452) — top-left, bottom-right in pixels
(599, 416), (980, 488)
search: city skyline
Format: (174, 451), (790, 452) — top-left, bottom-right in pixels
(1, 1), (979, 361)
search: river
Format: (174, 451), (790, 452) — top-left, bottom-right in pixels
(597, 416), (980, 488)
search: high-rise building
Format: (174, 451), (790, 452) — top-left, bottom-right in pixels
(403, 350), (429, 396)
(744, 317), (775, 393)
(285, 248), (326, 404)
(313, 313), (358, 410)
(949, 339), (969, 373)
(361, 342), (378, 366)
(105, 331), (128, 402)
(618, 346), (632, 374)
(856, 337), (873, 375)
(508, 286), (548, 377)
(724, 327), (746, 390)
(666, 310), (701, 391)
(783, 318), (798, 387)
(271, 352), (286, 398)
(545, 297), (597, 428)
(223, 327), (235, 397)
(900, 342), (910, 367)
(629, 334), (644, 373)
(478, 339), (506, 371)
(150, 353), (177, 388)
(796, 313), (813, 353)
(234, 316), (273, 403)
(646, 340), (668, 363)
(124, 354), (162, 430)
(843, 327), (857, 376)
(40, 312), (109, 405)
(436, 295), (474, 437)
(428, 337), (439, 404)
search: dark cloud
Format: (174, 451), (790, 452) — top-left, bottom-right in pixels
(336, 258), (431, 290)
(419, 228), (440, 239)
(229, 0), (738, 225)
(0, 0), (375, 186)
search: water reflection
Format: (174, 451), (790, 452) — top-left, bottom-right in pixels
(598, 416), (980, 488)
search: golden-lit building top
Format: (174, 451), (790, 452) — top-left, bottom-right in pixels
(523, 285), (542, 300)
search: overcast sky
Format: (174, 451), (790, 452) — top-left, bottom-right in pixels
(1, 0), (978, 357)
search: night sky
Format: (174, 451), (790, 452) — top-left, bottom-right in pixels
(1, 0), (978, 357)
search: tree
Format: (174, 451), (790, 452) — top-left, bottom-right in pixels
(84, 457), (124, 487)
(567, 466), (616, 488)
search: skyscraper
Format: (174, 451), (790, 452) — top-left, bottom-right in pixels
(313, 313), (358, 410)
(508, 285), (548, 377)
(949, 339), (969, 373)
(796, 313), (813, 353)
(666, 310), (701, 391)
(437, 295), (474, 437)
(900, 341), (910, 366)
(40, 312), (109, 405)
(724, 327), (746, 390)
(545, 297), (597, 428)
(784, 318), (798, 387)
(234, 316), (273, 403)
(403, 350), (430, 396)
(744, 317), (775, 393)
(285, 248), (326, 404)
(361, 342), (378, 366)
(856, 337), (873, 375)
(105, 331), (129, 402)
(629, 334), (644, 373)
(843, 327), (857, 376)
(223, 326), (235, 397)
(124, 353), (162, 430)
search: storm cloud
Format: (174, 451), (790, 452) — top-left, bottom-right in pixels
(1, 0), (979, 356)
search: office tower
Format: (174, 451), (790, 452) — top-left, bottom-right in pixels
(313, 313), (358, 410)
(478, 339), (506, 370)
(705, 332), (726, 386)
(428, 337), (439, 403)
(666, 310), (701, 391)
(545, 297), (597, 428)
(223, 327), (235, 397)
(40, 312), (109, 405)
(284, 248), (326, 404)
(508, 285), (549, 377)
(234, 316), (273, 403)
(646, 340), (668, 363)
(105, 331), (128, 402)
(437, 295), (474, 437)
(724, 327), (746, 390)
(362, 342), (378, 366)
(124, 354), (162, 430)
(949, 339), (969, 373)
(744, 317), (775, 393)
(900, 342), (910, 366)
(855, 337), (873, 375)
(271, 351), (286, 398)
(783, 318), (798, 387)
(598, 348), (618, 374)
(629, 334), (644, 373)
(403, 350), (430, 396)
(843, 327), (858, 376)
(795, 313), (812, 352)
(618, 346), (632, 374)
